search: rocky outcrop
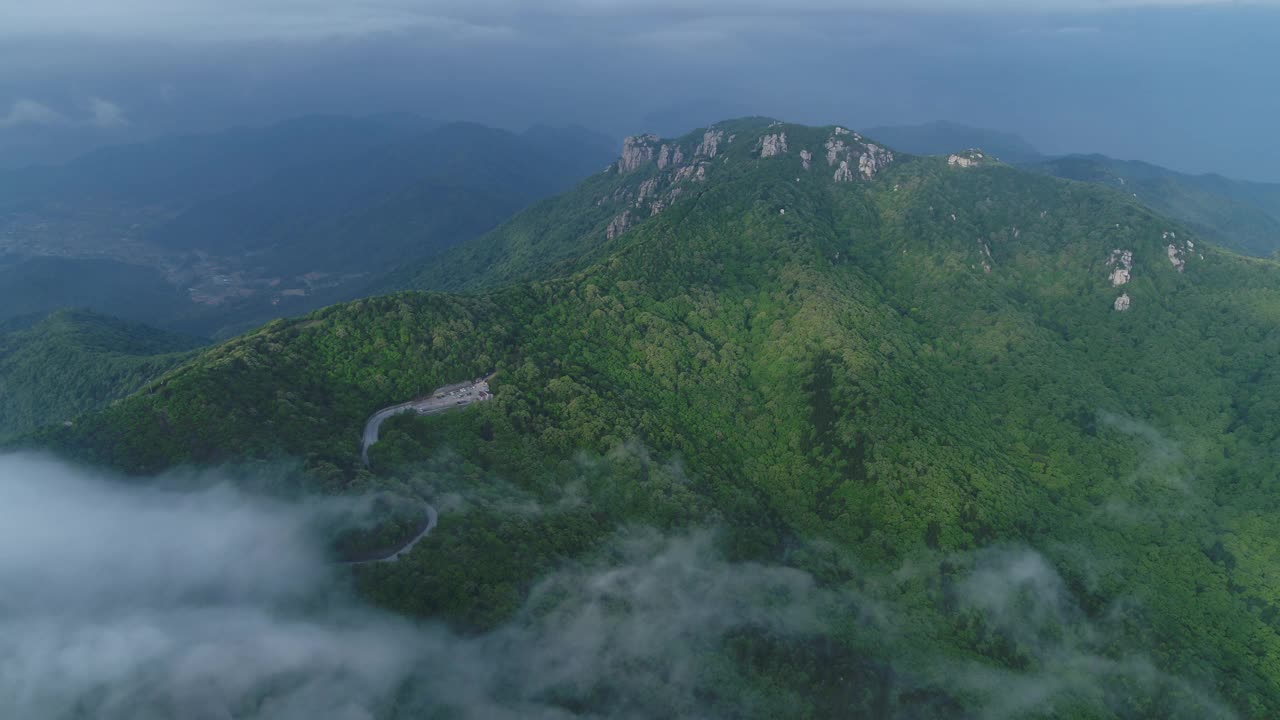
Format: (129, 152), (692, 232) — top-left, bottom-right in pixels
(825, 137), (847, 167)
(800, 149), (813, 171)
(1107, 249), (1133, 286)
(826, 130), (894, 182)
(858, 143), (892, 179)
(948, 150), (986, 168)
(696, 129), (724, 159)
(1114, 293), (1131, 312)
(759, 132), (788, 157)
(637, 177), (659, 202)
(1163, 231), (1194, 272)
(602, 131), (716, 239)
(619, 134), (659, 172)
(606, 211), (632, 240)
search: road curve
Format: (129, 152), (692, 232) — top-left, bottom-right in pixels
(344, 504), (439, 566)
(360, 377), (492, 467)
(350, 375), (492, 564)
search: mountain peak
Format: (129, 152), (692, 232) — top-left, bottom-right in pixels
(612, 120), (899, 177)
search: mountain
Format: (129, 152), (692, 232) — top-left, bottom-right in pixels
(0, 113), (438, 212)
(830, 122), (1280, 258)
(0, 117), (616, 337)
(146, 122), (615, 266)
(23, 119), (1280, 716)
(863, 120), (1044, 164)
(1028, 154), (1280, 257)
(0, 309), (203, 439)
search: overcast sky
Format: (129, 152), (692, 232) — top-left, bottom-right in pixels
(1, 0), (1278, 179)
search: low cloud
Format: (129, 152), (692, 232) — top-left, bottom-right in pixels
(0, 99), (66, 129)
(944, 546), (1237, 719)
(0, 452), (1237, 718)
(0, 453), (833, 719)
(89, 97), (129, 127)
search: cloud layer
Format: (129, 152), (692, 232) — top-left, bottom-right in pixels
(0, 99), (66, 129)
(0, 452), (1239, 718)
(3, 0), (1271, 42)
(0, 454), (834, 719)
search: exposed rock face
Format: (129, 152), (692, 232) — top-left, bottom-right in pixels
(696, 129), (724, 159)
(800, 149), (813, 171)
(858, 144), (892, 179)
(760, 132), (788, 157)
(636, 177), (659, 202)
(1107, 249), (1134, 286)
(980, 241), (994, 273)
(1114, 293), (1131, 312)
(825, 137), (847, 167)
(657, 144), (672, 169)
(619, 134), (659, 172)
(1163, 231), (1194, 272)
(948, 150), (986, 168)
(826, 131), (894, 182)
(606, 211), (632, 240)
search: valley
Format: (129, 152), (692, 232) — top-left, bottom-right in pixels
(0, 116), (617, 337)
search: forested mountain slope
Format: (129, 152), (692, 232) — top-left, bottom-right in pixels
(0, 310), (203, 439)
(27, 119), (1280, 717)
(1029, 154), (1280, 257)
(0, 113), (437, 212)
(829, 122), (1280, 259)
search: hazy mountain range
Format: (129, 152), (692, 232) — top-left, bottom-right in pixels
(8, 116), (1280, 717)
(0, 115), (617, 338)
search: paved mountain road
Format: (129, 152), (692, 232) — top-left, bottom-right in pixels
(360, 377), (492, 466)
(349, 375), (492, 564)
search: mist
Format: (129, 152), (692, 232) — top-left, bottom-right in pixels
(0, 451), (1241, 718)
(0, 453), (833, 719)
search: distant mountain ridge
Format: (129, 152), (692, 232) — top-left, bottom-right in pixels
(0, 115), (618, 337)
(1026, 153), (1280, 257)
(863, 120), (1044, 164)
(858, 121), (1280, 257)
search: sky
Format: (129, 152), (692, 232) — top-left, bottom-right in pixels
(1, 0), (1278, 180)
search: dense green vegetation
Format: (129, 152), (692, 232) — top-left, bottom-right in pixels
(0, 309), (203, 439)
(1029, 154), (1280, 257)
(24, 119), (1280, 716)
(849, 122), (1280, 259)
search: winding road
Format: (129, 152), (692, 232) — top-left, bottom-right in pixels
(360, 377), (492, 467)
(348, 376), (492, 564)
